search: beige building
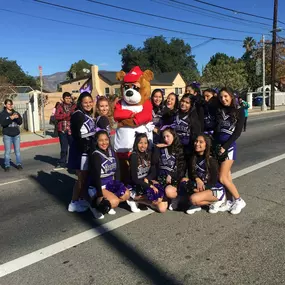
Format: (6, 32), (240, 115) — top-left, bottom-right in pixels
(59, 65), (186, 99)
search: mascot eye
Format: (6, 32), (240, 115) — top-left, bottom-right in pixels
(124, 85), (130, 91)
(132, 85), (140, 91)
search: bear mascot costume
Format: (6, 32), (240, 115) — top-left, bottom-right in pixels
(114, 66), (154, 184)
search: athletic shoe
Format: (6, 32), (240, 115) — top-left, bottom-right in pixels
(218, 200), (233, 212)
(209, 195), (226, 214)
(68, 201), (88, 213)
(168, 196), (180, 211)
(90, 207), (104, 219)
(230, 198), (246, 215)
(16, 165), (23, 170)
(186, 205), (202, 215)
(108, 209), (116, 215)
(78, 199), (90, 208)
(126, 200), (141, 213)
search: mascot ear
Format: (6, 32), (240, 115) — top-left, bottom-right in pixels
(116, 71), (126, 81)
(142, 70), (154, 82)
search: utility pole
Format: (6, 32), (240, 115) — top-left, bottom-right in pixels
(270, 0), (278, 110)
(262, 35), (267, 111)
(39, 66), (46, 137)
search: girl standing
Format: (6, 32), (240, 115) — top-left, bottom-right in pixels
(151, 89), (164, 144)
(88, 130), (130, 219)
(128, 133), (167, 213)
(156, 127), (185, 211)
(161, 92), (179, 126)
(0, 99), (23, 171)
(95, 96), (112, 134)
(67, 92), (96, 213)
(215, 87), (246, 214)
(185, 134), (226, 214)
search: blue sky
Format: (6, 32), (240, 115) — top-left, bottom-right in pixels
(1, 0), (284, 76)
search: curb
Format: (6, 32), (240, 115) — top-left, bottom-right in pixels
(249, 109), (282, 116)
(0, 138), (59, 151)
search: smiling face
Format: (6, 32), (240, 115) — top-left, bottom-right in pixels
(97, 133), (110, 151)
(81, 96), (93, 112)
(194, 136), (206, 155)
(152, 91), (163, 106)
(180, 97), (191, 112)
(166, 94), (176, 110)
(97, 99), (109, 116)
(220, 91), (233, 107)
(137, 137), (148, 153)
(163, 130), (174, 146)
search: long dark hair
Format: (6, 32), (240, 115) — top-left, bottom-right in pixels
(76, 91), (93, 115)
(219, 87), (239, 121)
(165, 92), (179, 111)
(132, 132), (151, 164)
(191, 134), (212, 179)
(186, 82), (201, 96)
(93, 130), (110, 152)
(179, 94), (193, 115)
(151, 89), (164, 112)
(161, 127), (184, 178)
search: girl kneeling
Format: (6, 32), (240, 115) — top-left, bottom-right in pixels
(128, 133), (167, 213)
(186, 134), (226, 215)
(88, 130), (130, 219)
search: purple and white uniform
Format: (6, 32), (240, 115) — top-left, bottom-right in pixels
(173, 114), (191, 146)
(159, 148), (177, 177)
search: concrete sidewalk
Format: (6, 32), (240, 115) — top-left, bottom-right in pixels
(0, 106), (284, 151)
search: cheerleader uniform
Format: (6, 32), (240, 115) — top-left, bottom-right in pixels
(203, 97), (219, 136)
(68, 109), (96, 171)
(189, 156), (225, 201)
(161, 107), (177, 127)
(152, 106), (164, 144)
(129, 150), (164, 201)
(95, 115), (110, 134)
(216, 107), (245, 161)
(89, 148), (126, 198)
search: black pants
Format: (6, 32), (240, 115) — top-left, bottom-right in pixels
(244, 117), (248, 131)
(58, 132), (73, 165)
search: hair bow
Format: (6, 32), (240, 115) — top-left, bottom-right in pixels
(192, 81), (201, 89)
(160, 124), (175, 131)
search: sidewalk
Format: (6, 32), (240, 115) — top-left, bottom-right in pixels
(1, 106), (284, 151)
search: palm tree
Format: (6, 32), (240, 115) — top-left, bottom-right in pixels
(243, 37), (257, 53)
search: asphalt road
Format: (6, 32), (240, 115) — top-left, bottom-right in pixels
(0, 112), (285, 285)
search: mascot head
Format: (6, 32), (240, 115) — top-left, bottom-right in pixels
(116, 66), (154, 105)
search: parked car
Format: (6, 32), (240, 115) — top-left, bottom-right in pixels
(252, 93), (269, 106)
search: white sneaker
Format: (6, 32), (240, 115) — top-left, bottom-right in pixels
(186, 205), (202, 215)
(168, 197), (180, 211)
(68, 201), (88, 213)
(90, 207), (104, 219)
(126, 200), (141, 213)
(78, 199), (89, 208)
(209, 195), (226, 214)
(219, 200), (233, 212)
(108, 209), (116, 215)
(230, 198), (246, 215)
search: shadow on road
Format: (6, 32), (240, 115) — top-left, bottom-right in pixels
(34, 155), (59, 167)
(30, 170), (182, 285)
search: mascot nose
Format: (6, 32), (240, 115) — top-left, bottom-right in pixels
(126, 90), (133, 97)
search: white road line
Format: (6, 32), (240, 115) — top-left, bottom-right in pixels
(0, 209), (154, 278)
(1, 152), (285, 278)
(273, 122), (285, 127)
(0, 178), (28, 187)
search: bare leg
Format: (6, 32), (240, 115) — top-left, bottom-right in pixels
(72, 170), (88, 201)
(190, 190), (218, 206)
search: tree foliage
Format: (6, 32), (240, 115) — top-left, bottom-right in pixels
(67, 59), (92, 80)
(202, 53), (247, 91)
(0, 57), (37, 89)
(119, 36), (199, 84)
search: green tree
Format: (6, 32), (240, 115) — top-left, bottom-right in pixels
(119, 36), (199, 83)
(202, 53), (247, 90)
(67, 59), (92, 80)
(0, 57), (37, 88)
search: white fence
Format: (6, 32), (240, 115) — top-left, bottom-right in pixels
(247, 91), (285, 109)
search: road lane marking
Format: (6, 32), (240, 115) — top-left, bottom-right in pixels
(273, 122), (285, 127)
(1, 152), (285, 277)
(0, 209), (154, 278)
(0, 179), (28, 187)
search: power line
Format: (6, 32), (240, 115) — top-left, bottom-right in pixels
(192, 38), (214, 49)
(32, 0), (244, 42)
(167, 0), (273, 28)
(87, 0), (266, 35)
(193, 0), (285, 26)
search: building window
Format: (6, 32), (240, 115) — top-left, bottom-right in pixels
(114, 88), (121, 95)
(105, 87), (110, 95)
(72, 90), (79, 93)
(175, 88), (182, 95)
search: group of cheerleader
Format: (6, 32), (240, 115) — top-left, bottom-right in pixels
(67, 82), (246, 219)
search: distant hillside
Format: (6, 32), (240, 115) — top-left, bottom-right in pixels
(35, 71), (67, 92)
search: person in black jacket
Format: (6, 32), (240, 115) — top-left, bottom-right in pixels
(0, 99), (23, 171)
